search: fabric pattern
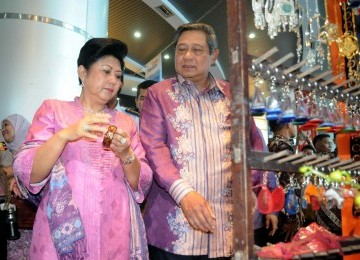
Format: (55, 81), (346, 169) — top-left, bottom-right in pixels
(141, 75), (234, 258)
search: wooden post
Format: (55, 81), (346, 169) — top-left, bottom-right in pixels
(227, 0), (254, 259)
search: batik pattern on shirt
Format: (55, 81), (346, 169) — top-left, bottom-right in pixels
(141, 75), (233, 257)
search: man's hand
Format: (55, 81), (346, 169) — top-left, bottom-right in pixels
(265, 214), (278, 236)
(179, 191), (216, 233)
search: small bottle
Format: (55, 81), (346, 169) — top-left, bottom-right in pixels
(103, 125), (117, 150)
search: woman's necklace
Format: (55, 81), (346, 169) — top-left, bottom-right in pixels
(79, 97), (106, 114)
(83, 106), (106, 114)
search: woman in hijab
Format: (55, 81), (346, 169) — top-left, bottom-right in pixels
(13, 38), (152, 260)
(1, 114), (35, 260)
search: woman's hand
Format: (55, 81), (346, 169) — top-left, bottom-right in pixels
(110, 128), (132, 161)
(9, 177), (22, 198)
(110, 128), (140, 190)
(58, 113), (111, 142)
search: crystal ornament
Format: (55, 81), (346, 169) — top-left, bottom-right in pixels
(279, 84), (296, 123)
(265, 0), (299, 39)
(266, 78), (282, 120)
(252, 0), (266, 30)
(251, 74), (267, 116)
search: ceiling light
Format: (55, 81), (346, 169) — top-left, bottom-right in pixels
(164, 54), (170, 60)
(132, 87), (137, 92)
(155, 5), (173, 18)
(134, 31), (141, 38)
(248, 32), (256, 39)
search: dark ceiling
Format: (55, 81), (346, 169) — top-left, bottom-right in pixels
(108, 0), (296, 96)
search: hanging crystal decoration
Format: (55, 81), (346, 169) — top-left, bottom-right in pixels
(251, 74), (267, 116)
(266, 76), (282, 120)
(294, 88), (310, 125)
(317, 95), (334, 129)
(331, 99), (346, 132)
(252, 0), (266, 30)
(352, 108), (360, 132)
(300, 90), (323, 131)
(343, 103), (355, 132)
(264, 0), (300, 39)
(279, 82), (296, 123)
(308, 91), (321, 123)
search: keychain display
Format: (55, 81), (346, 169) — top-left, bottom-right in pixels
(284, 175), (300, 215)
(271, 172), (285, 211)
(257, 171), (274, 214)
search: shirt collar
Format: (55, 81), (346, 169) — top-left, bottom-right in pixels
(176, 73), (225, 95)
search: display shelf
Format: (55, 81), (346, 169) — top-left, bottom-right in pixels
(249, 151), (360, 174)
(228, 0), (360, 258)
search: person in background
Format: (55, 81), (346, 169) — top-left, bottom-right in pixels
(13, 38), (152, 259)
(1, 114), (35, 260)
(268, 121), (297, 155)
(108, 79), (157, 130)
(135, 80), (157, 113)
(267, 120), (304, 243)
(313, 133), (334, 156)
(301, 144), (316, 156)
(140, 22), (274, 259)
(1, 125), (15, 259)
(251, 129), (279, 247)
(313, 133), (341, 235)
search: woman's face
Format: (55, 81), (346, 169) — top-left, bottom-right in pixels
(1, 119), (14, 143)
(79, 55), (123, 104)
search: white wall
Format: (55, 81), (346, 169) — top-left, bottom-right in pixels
(0, 0), (108, 122)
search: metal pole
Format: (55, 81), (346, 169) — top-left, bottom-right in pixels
(226, 0), (254, 259)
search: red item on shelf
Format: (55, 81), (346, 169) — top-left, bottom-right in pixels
(257, 186), (274, 214)
(256, 223), (342, 259)
(271, 186), (285, 212)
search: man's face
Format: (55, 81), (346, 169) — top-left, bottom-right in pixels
(316, 137), (332, 153)
(175, 30), (218, 85)
(136, 88), (148, 112)
(289, 123), (297, 138)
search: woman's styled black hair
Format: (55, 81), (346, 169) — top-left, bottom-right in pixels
(77, 38), (128, 84)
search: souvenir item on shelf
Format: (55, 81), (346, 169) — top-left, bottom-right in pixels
(303, 182), (320, 209)
(284, 175), (300, 215)
(300, 176), (310, 209)
(316, 95), (334, 130)
(251, 74), (267, 116)
(325, 188), (344, 208)
(279, 83), (297, 123)
(266, 77), (282, 120)
(256, 223), (342, 259)
(271, 173), (285, 211)
(294, 88), (310, 125)
(299, 91), (323, 130)
(353, 111), (360, 131)
(252, 0), (266, 30)
(257, 171), (274, 214)
(331, 99), (346, 131)
(265, 0), (299, 39)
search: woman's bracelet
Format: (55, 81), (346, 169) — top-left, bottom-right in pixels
(121, 150), (135, 165)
